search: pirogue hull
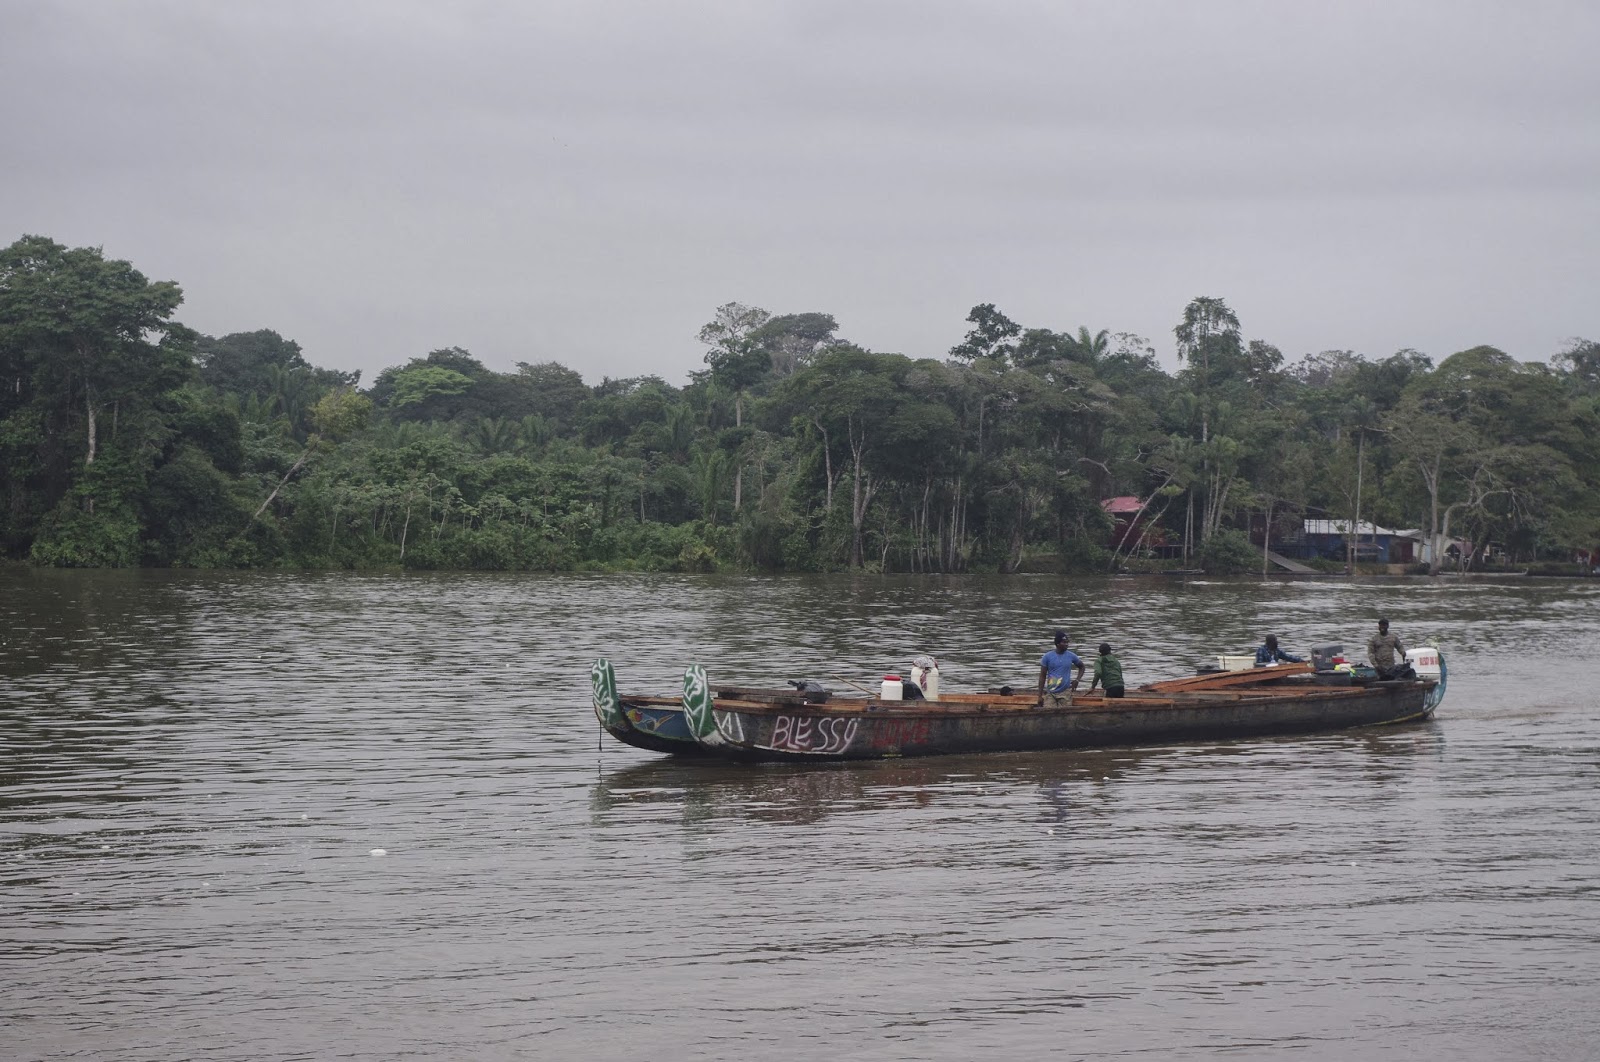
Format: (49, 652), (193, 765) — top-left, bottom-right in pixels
(688, 684), (1434, 762)
(589, 659), (1443, 763)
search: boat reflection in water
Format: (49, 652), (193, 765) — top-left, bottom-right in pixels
(590, 722), (1443, 829)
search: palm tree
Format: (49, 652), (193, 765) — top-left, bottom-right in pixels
(465, 416), (519, 455)
(665, 403), (695, 461)
(690, 449), (727, 526)
(518, 414), (549, 452)
(1072, 326), (1109, 365)
(265, 363), (315, 436)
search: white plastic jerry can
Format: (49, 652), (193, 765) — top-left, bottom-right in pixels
(910, 661), (940, 700)
(879, 674), (903, 700)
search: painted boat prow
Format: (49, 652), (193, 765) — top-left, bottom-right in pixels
(590, 656), (713, 756)
(682, 663), (721, 747)
(590, 657), (623, 730)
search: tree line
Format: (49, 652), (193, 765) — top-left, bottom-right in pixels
(3, 234), (1597, 574)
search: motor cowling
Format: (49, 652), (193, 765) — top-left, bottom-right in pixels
(910, 655), (940, 700)
(1405, 645), (1441, 682)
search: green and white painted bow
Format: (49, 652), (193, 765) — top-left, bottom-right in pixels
(682, 663), (720, 745)
(590, 657), (623, 730)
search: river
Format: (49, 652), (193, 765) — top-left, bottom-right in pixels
(3, 570), (1598, 1061)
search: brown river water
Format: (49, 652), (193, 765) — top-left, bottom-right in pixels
(3, 570), (1598, 1061)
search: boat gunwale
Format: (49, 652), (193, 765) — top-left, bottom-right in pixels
(697, 681), (1433, 718)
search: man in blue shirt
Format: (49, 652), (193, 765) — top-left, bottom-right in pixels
(1254, 634), (1303, 666)
(1036, 630), (1085, 707)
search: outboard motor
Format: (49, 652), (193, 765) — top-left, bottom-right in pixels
(1405, 646), (1440, 683)
(1310, 643), (1344, 672)
(1406, 644), (1447, 710)
(910, 655), (941, 700)
(786, 679), (831, 704)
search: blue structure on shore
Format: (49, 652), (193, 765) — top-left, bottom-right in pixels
(1281, 520), (1419, 564)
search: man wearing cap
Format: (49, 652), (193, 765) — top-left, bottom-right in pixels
(1367, 618), (1406, 679)
(1036, 630), (1085, 708)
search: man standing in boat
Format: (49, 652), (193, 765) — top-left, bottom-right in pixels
(1367, 618), (1406, 679)
(1089, 643), (1126, 698)
(1037, 630), (1085, 707)
(1254, 634), (1303, 666)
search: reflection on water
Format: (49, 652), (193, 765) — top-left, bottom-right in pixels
(589, 725), (1447, 829)
(2, 570), (1599, 1061)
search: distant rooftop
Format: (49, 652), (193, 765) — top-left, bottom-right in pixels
(1303, 519), (1398, 536)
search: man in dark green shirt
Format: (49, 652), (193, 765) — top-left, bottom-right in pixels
(1090, 643), (1125, 698)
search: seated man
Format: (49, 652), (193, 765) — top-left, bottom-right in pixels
(1254, 634), (1303, 666)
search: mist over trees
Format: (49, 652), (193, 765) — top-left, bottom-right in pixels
(3, 235), (1597, 574)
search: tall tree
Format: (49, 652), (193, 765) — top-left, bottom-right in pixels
(1383, 396), (1479, 572)
(0, 235), (192, 470)
(697, 302), (772, 423)
(775, 345), (909, 567)
(1346, 396), (1380, 573)
(196, 329), (357, 401)
(698, 303), (775, 511)
(1173, 296), (1241, 444)
(1554, 338), (1600, 395)
(750, 312), (839, 376)
(515, 361), (591, 436)
(949, 303), (1021, 363)
(0, 236), (197, 562)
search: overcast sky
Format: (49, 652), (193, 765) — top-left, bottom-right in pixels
(4, 1), (1596, 385)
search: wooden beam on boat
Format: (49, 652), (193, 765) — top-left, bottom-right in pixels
(938, 693), (1037, 707)
(713, 685), (825, 705)
(1140, 663), (1312, 693)
(712, 697), (870, 713)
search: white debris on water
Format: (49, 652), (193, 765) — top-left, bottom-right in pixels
(370, 848), (388, 857)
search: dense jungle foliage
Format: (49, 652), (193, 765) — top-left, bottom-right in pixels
(3, 235), (1598, 574)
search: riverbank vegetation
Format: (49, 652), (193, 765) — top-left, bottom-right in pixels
(3, 235), (1597, 574)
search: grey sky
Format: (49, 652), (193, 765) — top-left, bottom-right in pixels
(5, 0), (1596, 385)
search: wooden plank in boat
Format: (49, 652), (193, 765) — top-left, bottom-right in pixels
(938, 694), (1038, 707)
(712, 696), (870, 713)
(713, 685), (819, 704)
(1141, 663), (1312, 692)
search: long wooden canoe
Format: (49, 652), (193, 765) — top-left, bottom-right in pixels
(590, 656), (1443, 763)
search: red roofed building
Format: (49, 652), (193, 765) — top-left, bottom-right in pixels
(1102, 496), (1159, 552)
